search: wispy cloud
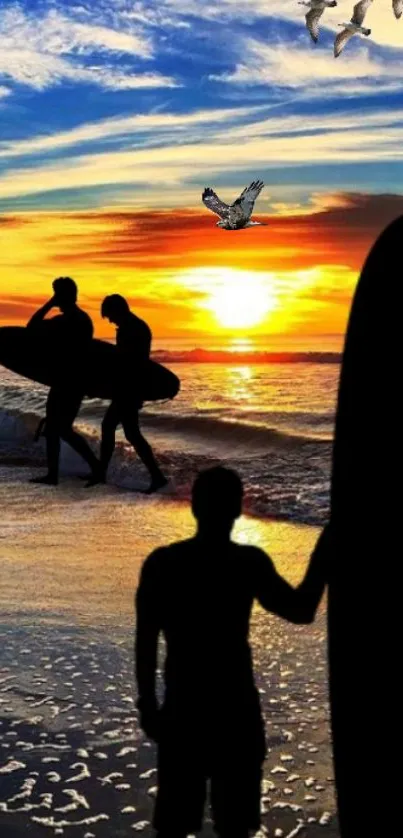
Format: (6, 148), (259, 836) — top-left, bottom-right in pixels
(226, 107), (403, 141)
(1, 114), (403, 203)
(0, 51), (178, 91)
(210, 38), (400, 97)
(0, 106), (265, 159)
(0, 6), (151, 57)
(0, 4), (178, 91)
(0, 85), (11, 99)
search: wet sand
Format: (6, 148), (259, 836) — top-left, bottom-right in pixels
(0, 467), (338, 837)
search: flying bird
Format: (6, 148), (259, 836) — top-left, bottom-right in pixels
(334, 0), (372, 57)
(298, 0), (338, 44)
(393, 0), (403, 18)
(202, 181), (266, 230)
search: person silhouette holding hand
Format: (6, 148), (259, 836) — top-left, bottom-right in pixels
(135, 466), (329, 838)
(27, 276), (101, 485)
(89, 294), (167, 493)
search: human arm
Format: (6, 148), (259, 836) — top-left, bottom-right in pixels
(27, 296), (57, 329)
(253, 526), (331, 624)
(135, 550), (162, 740)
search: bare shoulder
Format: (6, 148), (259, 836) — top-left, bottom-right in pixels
(142, 545), (167, 571)
(143, 539), (192, 570)
(137, 548), (166, 596)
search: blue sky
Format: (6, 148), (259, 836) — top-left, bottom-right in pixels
(0, 0), (402, 212)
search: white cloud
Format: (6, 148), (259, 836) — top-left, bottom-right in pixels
(0, 6), (151, 58)
(134, 0), (295, 24)
(0, 4), (178, 92)
(210, 38), (399, 95)
(0, 105), (265, 158)
(79, 67), (179, 90)
(0, 49), (77, 90)
(230, 106), (403, 140)
(119, 7), (192, 30)
(0, 85), (11, 99)
(0, 49), (178, 91)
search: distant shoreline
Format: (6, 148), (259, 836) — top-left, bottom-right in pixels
(153, 349), (341, 364)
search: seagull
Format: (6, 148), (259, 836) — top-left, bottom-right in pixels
(334, 0), (372, 57)
(393, 0), (403, 18)
(298, 0), (338, 44)
(202, 181), (266, 230)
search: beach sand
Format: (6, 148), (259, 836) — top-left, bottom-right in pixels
(0, 466), (338, 837)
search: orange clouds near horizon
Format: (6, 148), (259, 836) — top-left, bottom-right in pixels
(1, 192), (402, 342)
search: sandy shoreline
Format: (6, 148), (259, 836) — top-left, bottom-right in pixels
(0, 466), (338, 836)
(0, 466), (323, 627)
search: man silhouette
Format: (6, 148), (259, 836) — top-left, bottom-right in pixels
(27, 277), (101, 485)
(88, 294), (167, 493)
(135, 466), (329, 838)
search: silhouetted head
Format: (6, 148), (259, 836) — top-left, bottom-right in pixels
(192, 466), (243, 537)
(52, 277), (77, 311)
(101, 294), (130, 325)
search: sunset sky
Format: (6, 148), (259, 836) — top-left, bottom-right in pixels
(1, 0), (402, 345)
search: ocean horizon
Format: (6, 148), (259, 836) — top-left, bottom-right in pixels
(0, 353), (338, 527)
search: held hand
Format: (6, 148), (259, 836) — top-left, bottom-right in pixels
(312, 523), (335, 582)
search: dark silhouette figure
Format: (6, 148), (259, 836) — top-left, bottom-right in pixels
(88, 294), (167, 492)
(325, 216), (402, 837)
(27, 277), (101, 485)
(135, 466), (329, 838)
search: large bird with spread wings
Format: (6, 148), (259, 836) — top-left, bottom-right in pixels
(334, 0), (372, 57)
(202, 180), (266, 230)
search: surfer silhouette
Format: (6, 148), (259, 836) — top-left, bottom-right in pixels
(27, 277), (101, 485)
(135, 466), (329, 838)
(87, 294), (167, 493)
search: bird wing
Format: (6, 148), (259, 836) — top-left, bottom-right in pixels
(334, 27), (354, 56)
(393, 0), (403, 18)
(351, 0), (372, 24)
(231, 180), (264, 221)
(306, 8), (324, 42)
(202, 188), (230, 220)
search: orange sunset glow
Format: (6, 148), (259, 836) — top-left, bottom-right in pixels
(1, 194), (402, 344)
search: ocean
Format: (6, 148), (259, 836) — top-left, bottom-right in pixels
(0, 355), (339, 527)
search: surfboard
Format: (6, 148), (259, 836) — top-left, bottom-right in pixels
(0, 326), (180, 402)
(328, 216), (400, 835)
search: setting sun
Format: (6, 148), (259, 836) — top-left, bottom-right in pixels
(209, 271), (276, 328)
(179, 267), (278, 331)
